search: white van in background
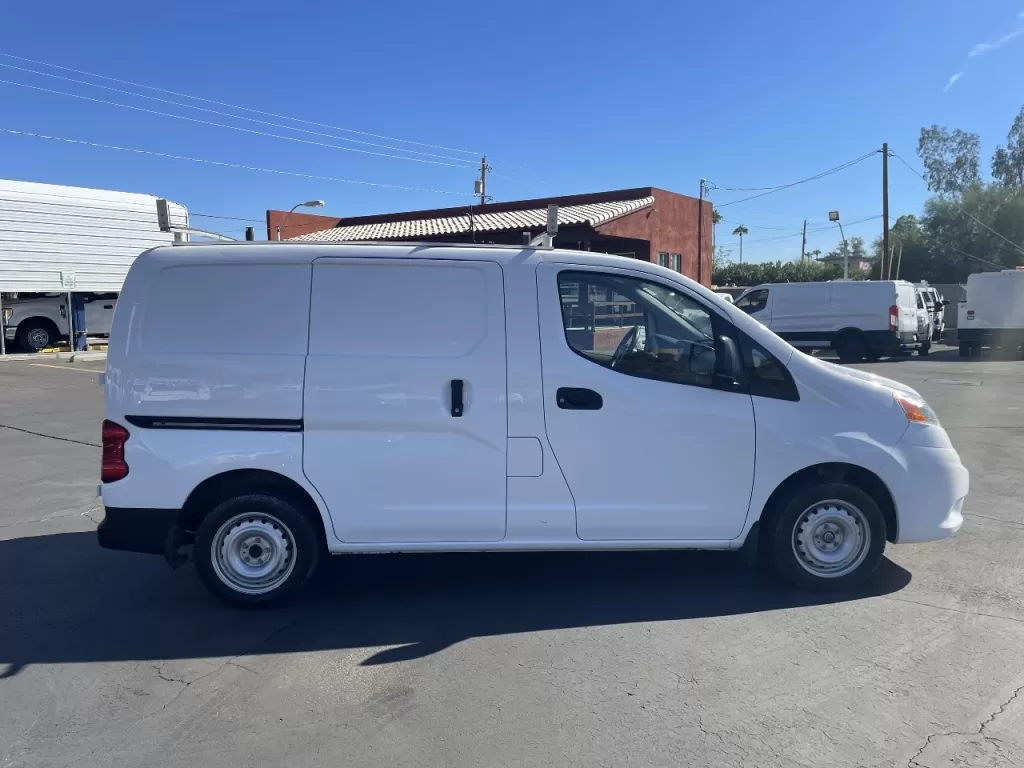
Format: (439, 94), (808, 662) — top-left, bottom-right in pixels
(734, 280), (928, 363)
(916, 282), (947, 342)
(958, 269), (1024, 357)
(98, 243), (967, 607)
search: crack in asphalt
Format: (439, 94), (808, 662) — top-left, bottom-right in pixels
(907, 683), (1024, 767)
(963, 511), (1024, 529)
(882, 595), (1024, 626)
(0, 423), (100, 448)
(58, 613), (307, 768)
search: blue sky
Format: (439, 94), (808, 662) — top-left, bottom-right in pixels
(2, 0), (1023, 262)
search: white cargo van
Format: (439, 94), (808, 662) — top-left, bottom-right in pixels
(734, 280), (927, 362)
(957, 269), (1024, 358)
(98, 244), (968, 606)
(916, 282), (948, 342)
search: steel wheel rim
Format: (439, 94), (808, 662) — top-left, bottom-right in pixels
(26, 328), (49, 349)
(791, 500), (871, 579)
(210, 512), (297, 595)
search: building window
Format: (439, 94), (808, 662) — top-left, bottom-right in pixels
(670, 254), (681, 272)
(657, 252), (670, 267)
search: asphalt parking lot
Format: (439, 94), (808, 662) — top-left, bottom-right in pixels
(2, 346), (1023, 768)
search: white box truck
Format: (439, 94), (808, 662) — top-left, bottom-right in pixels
(0, 178), (186, 351)
(957, 269), (1024, 358)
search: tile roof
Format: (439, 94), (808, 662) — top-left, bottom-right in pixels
(291, 196), (655, 242)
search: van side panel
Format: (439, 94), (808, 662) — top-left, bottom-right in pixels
(103, 256), (325, 526)
(770, 283), (831, 338)
(109, 262), (311, 420)
(302, 258), (508, 544)
(828, 282), (888, 333)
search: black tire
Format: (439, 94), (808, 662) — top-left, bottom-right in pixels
(865, 350), (882, 362)
(15, 320), (57, 352)
(193, 493), (321, 608)
(766, 481), (886, 592)
(958, 341), (971, 358)
(834, 332), (866, 364)
(918, 341), (930, 356)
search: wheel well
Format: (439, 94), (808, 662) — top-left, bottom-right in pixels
(834, 328), (865, 342)
(17, 316), (61, 338)
(758, 462), (898, 545)
(181, 469), (327, 546)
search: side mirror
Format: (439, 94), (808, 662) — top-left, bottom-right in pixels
(715, 335), (745, 391)
(942, 299), (950, 307)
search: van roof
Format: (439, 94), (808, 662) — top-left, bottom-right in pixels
(138, 240), (692, 275)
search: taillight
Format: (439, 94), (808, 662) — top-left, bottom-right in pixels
(889, 304), (898, 332)
(101, 419), (129, 483)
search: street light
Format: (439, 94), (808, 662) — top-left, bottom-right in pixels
(828, 210), (849, 279)
(277, 200), (325, 240)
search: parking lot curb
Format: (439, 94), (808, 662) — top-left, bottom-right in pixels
(55, 351), (107, 363)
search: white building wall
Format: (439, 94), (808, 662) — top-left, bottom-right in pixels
(0, 179), (188, 292)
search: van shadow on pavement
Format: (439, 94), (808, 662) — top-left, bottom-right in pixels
(0, 532), (911, 677)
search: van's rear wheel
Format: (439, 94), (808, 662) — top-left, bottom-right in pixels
(194, 493), (320, 608)
(767, 482), (886, 591)
(918, 341), (931, 356)
(834, 333), (866, 364)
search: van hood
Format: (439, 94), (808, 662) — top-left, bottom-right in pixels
(823, 361), (920, 397)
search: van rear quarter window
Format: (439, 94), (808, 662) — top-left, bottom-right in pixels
(141, 264), (310, 354)
(309, 261), (488, 357)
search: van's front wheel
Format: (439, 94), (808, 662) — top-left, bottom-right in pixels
(834, 333), (866, 363)
(194, 494), (320, 608)
(768, 482), (886, 591)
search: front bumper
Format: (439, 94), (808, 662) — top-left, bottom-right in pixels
(886, 444), (968, 543)
(97, 506), (181, 555)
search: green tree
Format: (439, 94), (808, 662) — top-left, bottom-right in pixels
(917, 125), (981, 195)
(921, 185), (1024, 281)
(731, 225), (748, 264)
(991, 106), (1024, 188)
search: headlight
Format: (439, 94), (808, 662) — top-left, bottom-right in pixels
(893, 391), (940, 426)
(1, 308), (11, 324)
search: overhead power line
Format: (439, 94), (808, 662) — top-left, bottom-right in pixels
(0, 127), (474, 196)
(890, 151), (1024, 257)
(0, 51), (483, 158)
(0, 62), (474, 165)
(0, 79), (475, 169)
(715, 150), (880, 209)
(724, 215), (881, 248)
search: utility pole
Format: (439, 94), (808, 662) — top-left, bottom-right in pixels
(882, 142), (890, 279)
(476, 155), (491, 206)
(801, 219), (807, 261)
(697, 179), (705, 285)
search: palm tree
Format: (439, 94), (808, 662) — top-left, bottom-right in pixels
(712, 209), (723, 249)
(732, 225), (748, 264)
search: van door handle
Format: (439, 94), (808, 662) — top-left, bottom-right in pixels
(450, 379), (464, 417)
(103, 304), (113, 309)
(556, 387), (603, 410)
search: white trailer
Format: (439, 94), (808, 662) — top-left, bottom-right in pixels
(0, 178), (188, 352)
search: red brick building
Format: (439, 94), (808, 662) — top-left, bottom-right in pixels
(266, 187), (713, 286)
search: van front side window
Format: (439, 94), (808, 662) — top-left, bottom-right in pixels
(557, 271), (718, 389)
(735, 289), (768, 314)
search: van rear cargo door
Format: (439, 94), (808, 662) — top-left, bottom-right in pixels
(303, 258), (508, 543)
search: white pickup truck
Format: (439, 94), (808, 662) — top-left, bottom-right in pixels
(3, 293), (117, 351)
